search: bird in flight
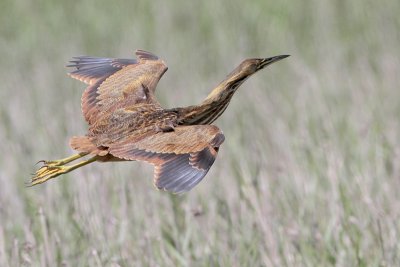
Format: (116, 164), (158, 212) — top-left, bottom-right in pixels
(30, 50), (289, 194)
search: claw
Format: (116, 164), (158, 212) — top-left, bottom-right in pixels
(41, 160), (59, 166)
(35, 160), (46, 165)
(35, 159), (59, 167)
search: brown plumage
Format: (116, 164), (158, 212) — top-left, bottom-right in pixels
(30, 50), (288, 193)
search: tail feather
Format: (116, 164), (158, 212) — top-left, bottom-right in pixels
(70, 136), (108, 156)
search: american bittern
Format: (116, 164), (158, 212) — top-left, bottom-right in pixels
(31, 50), (288, 193)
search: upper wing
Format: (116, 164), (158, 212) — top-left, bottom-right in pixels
(67, 50), (168, 125)
(67, 56), (137, 85)
(108, 125), (225, 194)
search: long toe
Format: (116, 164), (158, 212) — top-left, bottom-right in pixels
(29, 166), (67, 186)
(42, 160), (64, 167)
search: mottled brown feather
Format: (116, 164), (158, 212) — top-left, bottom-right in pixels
(67, 50), (168, 125)
(108, 125), (223, 157)
(88, 104), (178, 146)
(133, 125), (223, 154)
(107, 125), (224, 193)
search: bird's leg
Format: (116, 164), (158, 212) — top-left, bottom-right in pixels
(30, 155), (97, 186)
(37, 152), (89, 167)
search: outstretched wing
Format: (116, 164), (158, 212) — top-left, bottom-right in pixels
(67, 50), (168, 125)
(108, 125), (225, 194)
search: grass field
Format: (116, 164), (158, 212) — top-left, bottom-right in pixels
(1, 0), (400, 266)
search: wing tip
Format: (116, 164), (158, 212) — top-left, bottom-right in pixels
(153, 150), (214, 194)
(135, 49), (159, 61)
(211, 133), (225, 147)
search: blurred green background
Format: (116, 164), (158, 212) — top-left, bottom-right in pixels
(1, 0), (400, 266)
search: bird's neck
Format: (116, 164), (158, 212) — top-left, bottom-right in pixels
(174, 71), (249, 125)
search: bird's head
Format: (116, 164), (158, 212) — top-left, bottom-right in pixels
(238, 55), (290, 75)
(224, 55), (290, 89)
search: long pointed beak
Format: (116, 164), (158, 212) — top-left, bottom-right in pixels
(258, 55), (290, 70)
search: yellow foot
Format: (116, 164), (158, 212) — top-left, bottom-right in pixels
(29, 155), (98, 187)
(29, 164), (69, 186)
